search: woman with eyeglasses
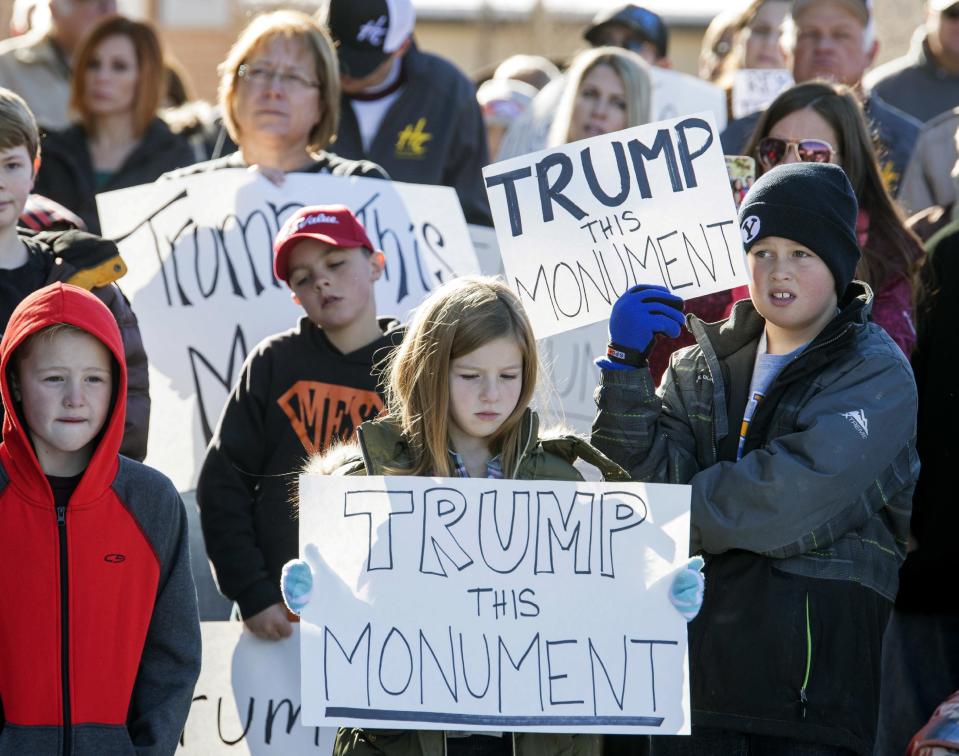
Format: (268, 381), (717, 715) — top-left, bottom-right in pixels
(166, 10), (385, 185)
(742, 81), (924, 356)
(33, 15), (195, 235)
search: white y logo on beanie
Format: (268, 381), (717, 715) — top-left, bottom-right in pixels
(357, 15), (388, 45)
(741, 215), (761, 244)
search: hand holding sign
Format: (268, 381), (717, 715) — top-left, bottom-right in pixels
(669, 557), (705, 622)
(282, 559), (314, 616)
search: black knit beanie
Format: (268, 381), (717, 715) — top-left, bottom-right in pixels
(739, 162), (861, 297)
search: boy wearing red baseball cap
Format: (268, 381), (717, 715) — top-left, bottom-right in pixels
(197, 204), (404, 641)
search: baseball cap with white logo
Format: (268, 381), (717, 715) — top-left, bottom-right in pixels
(325, 0), (416, 79)
(273, 204), (376, 285)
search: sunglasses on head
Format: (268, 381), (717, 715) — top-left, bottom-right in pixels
(756, 136), (836, 168)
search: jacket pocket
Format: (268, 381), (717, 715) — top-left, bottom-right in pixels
(72, 723), (136, 754)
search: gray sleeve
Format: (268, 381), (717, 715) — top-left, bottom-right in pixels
(116, 462), (201, 754)
(897, 136), (934, 216)
(591, 364), (701, 484)
(690, 350), (917, 558)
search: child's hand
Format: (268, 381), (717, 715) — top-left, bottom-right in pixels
(599, 284), (685, 370)
(669, 556), (705, 622)
(281, 558), (314, 616)
(243, 603), (293, 641)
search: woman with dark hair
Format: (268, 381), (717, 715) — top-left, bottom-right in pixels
(34, 15), (194, 235)
(743, 80), (923, 354)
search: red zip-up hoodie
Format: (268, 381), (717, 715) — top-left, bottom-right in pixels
(0, 283), (200, 755)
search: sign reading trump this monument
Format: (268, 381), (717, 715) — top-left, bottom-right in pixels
(483, 112), (747, 339)
(297, 476), (692, 735)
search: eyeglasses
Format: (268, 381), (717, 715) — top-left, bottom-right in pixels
(756, 136), (836, 168)
(237, 64), (319, 92)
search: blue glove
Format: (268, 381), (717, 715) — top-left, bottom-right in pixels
(669, 556), (705, 622)
(598, 284), (685, 370)
(281, 559), (314, 616)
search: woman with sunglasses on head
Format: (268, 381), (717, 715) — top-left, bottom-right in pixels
(165, 10), (385, 185)
(33, 15), (195, 235)
(743, 81), (924, 355)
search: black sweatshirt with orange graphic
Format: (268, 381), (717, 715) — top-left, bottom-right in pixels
(197, 315), (403, 619)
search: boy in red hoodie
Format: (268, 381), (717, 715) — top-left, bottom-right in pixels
(0, 283), (200, 754)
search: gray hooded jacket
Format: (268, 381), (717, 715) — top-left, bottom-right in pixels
(591, 283), (919, 753)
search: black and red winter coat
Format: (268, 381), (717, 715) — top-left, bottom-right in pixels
(0, 283), (200, 755)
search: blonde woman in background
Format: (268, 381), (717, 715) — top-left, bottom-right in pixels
(547, 46), (652, 147)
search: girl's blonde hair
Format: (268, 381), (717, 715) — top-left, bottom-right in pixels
(384, 276), (538, 477)
(549, 46), (653, 147)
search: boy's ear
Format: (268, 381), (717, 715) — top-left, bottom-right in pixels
(32, 154), (41, 178)
(370, 250), (386, 282)
(290, 290), (301, 306)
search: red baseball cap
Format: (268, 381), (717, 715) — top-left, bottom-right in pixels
(273, 204), (376, 284)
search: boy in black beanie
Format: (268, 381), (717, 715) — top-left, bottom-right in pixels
(592, 162), (919, 754)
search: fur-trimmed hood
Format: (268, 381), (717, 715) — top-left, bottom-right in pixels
(302, 409), (628, 481)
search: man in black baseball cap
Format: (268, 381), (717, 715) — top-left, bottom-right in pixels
(318, 0), (492, 226)
(583, 4), (669, 65)
(324, 0), (415, 82)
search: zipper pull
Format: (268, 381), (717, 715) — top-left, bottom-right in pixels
(56, 505), (66, 526)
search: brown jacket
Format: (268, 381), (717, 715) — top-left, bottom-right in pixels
(0, 32), (71, 131)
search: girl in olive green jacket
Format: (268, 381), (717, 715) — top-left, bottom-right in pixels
(283, 276), (698, 756)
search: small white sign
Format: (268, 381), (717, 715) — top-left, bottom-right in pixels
(732, 69), (794, 120)
(650, 68), (728, 132)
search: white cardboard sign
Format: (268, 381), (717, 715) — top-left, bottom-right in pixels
(178, 622), (335, 754)
(731, 69), (794, 119)
(650, 68), (728, 132)
(97, 172), (478, 490)
(298, 475), (692, 734)
(483, 112), (747, 339)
